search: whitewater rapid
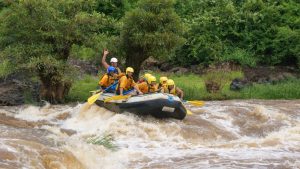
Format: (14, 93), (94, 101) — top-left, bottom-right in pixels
(0, 100), (300, 169)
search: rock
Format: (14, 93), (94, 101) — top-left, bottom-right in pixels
(190, 65), (204, 74)
(56, 112), (70, 120)
(141, 57), (159, 70)
(282, 72), (295, 80)
(0, 80), (24, 106)
(159, 62), (173, 71)
(230, 78), (251, 91)
(169, 67), (189, 74)
(243, 66), (300, 84)
(60, 128), (77, 136)
(68, 58), (98, 75)
(0, 73), (41, 106)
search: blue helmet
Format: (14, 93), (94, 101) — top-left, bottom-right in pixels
(107, 66), (116, 74)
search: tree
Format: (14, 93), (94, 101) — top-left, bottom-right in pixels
(119, 0), (185, 79)
(173, 0), (300, 68)
(0, 0), (116, 103)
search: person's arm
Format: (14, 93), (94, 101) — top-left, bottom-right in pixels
(176, 87), (184, 99)
(134, 84), (143, 95)
(119, 88), (124, 95)
(101, 49), (110, 69)
(133, 81), (142, 95)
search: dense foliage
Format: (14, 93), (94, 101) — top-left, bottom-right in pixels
(174, 0), (300, 67)
(0, 0), (299, 102)
(0, 0), (116, 102)
(119, 0), (185, 79)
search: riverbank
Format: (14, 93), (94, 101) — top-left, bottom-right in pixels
(1, 64), (300, 105)
(66, 73), (300, 102)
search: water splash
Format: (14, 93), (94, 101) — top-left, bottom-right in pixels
(0, 100), (300, 168)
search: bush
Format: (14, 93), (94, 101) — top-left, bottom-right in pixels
(222, 48), (257, 67)
(202, 70), (243, 93)
(173, 0), (300, 68)
(0, 59), (13, 78)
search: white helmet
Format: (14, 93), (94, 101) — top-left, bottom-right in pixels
(110, 57), (118, 63)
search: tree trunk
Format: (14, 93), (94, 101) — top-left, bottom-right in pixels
(39, 79), (71, 104)
(125, 53), (147, 81)
(37, 65), (72, 104)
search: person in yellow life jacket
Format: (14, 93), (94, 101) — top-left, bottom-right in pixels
(99, 66), (118, 92)
(101, 49), (122, 74)
(138, 75), (159, 94)
(158, 76), (168, 92)
(138, 73), (152, 83)
(166, 79), (184, 99)
(116, 67), (143, 95)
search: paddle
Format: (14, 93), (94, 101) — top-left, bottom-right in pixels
(103, 88), (135, 103)
(87, 81), (118, 105)
(186, 108), (193, 115)
(104, 95), (131, 103)
(88, 92), (103, 105)
(181, 100), (205, 115)
(186, 100), (205, 107)
(183, 100), (205, 107)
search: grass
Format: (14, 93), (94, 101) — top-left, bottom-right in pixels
(65, 75), (99, 102)
(239, 79), (300, 99)
(67, 72), (300, 101)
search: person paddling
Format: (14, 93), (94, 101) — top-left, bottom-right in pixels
(138, 73), (152, 83)
(138, 75), (159, 94)
(116, 67), (143, 95)
(166, 79), (184, 99)
(99, 66), (118, 93)
(101, 49), (122, 74)
(158, 76), (168, 92)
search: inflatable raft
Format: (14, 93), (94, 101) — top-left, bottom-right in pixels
(95, 93), (187, 120)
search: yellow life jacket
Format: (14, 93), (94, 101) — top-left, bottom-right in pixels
(99, 73), (117, 88)
(167, 85), (176, 95)
(116, 74), (135, 91)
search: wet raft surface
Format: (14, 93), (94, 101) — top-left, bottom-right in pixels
(0, 100), (300, 169)
(95, 93), (187, 120)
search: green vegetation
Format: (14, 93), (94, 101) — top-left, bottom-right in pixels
(239, 79), (300, 99)
(66, 75), (99, 102)
(87, 134), (118, 151)
(0, 0), (299, 103)
(0, 0), (116, 103)
(119, 0), (185, 79)
(68, 73), (300, 101)
(174, 0), (300, 67)
(202, 70), (243, 93)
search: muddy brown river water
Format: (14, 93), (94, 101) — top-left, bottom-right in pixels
(0, 100), (299, 169)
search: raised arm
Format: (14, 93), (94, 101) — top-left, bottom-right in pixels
(101, 49), (110, 69)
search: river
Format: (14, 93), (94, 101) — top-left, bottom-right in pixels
(0, 100), (299, 169)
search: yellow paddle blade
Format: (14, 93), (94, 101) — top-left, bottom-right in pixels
(182, 104), (193, 115)
(87, 92), (102, 105)
(104, 95), (131, 103)
(187, 100), (205, 106)
(186, 109), (193, 115)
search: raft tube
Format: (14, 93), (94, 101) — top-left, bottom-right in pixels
(95, 93), (187, 120)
